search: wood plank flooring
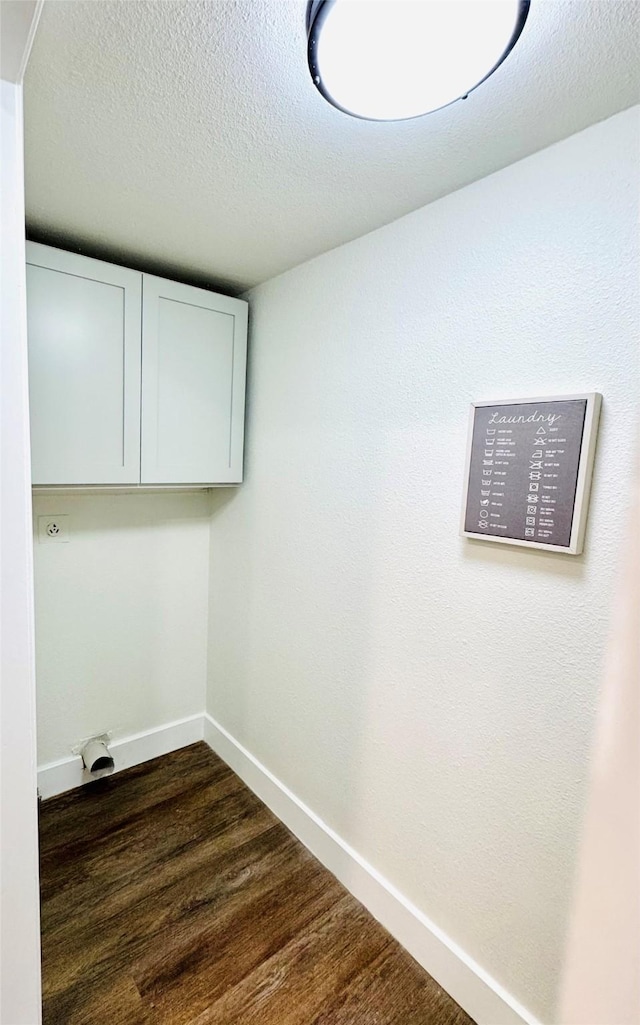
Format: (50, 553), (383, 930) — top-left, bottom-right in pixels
(39, 742), (476, 1025)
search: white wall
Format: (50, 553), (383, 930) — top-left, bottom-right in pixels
(207, 107), (640, 1024)
(559, 472), (640, 1024)
(0, 6), (43, 1019)
(34, 491), (210, 765)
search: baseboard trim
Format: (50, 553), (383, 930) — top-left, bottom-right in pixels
(39, 711), (541, 1024)
(203, 712), (540, 1025)
(37, 713), (205, 800)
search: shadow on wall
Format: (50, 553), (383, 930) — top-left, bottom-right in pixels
(32, 489), (213, 765)
(32, 488), (214, 535)
(207, 448), (381, 831)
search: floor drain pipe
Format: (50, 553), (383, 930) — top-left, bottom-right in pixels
(80, 737), (115, 779)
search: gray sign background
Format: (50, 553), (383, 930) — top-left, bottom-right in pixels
(464, 399), (588, 547)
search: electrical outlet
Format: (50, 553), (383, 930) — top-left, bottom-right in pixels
(38, 514), (70, 543)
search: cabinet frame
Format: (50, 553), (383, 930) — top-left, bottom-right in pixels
(140, 274), (248, 485)
(26, 244), (248, 488)
(26, 242), (142, 485)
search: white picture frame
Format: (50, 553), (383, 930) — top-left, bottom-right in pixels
(460, 392), (602, 555)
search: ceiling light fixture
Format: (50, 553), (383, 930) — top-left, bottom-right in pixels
(306, 0), (531, 122)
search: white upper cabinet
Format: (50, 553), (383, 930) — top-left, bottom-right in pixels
(141, 275), (247, 485)
(26, 243), (142, 485)
(26, 244), (248, 487)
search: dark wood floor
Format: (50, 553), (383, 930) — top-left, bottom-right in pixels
(39, 743), (475, 1025)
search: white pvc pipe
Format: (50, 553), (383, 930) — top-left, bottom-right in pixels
(80, 739), (114, 779)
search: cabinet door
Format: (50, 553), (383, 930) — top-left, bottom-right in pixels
(26, 243), (142, 485)
(141, 275), (247, 485)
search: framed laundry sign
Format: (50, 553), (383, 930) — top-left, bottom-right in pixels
(460, 393), (602, 555)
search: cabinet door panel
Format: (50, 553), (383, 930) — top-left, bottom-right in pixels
(26, 244), (142, 484)
(141, 276), (247, 484)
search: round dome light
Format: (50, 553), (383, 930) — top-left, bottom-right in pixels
(306, 0), (531, 122)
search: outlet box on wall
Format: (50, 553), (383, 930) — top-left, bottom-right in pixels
(38, 514), (70, 543)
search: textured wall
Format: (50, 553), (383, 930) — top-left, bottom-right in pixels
(207, 108), (640, 1022)
(34, 492), (210, 765)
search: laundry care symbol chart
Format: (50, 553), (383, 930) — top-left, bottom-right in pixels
(461, 395), (602, 555)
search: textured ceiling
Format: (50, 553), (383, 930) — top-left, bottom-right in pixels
(24, 0), (640, 293)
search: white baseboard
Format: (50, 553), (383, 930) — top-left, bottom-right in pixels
(39, 710), (541, 1025)
(37, 713), (205, 800)
(203, 713), (540, 1025)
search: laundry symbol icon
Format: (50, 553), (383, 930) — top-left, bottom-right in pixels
(480, 499), (489, 506)
(532, 450), (543, 459)
(481, 490), (490, 497)
(525, 528), (535, 537)
(536, 427), (546, 435)
(486, 429), (496, 435)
